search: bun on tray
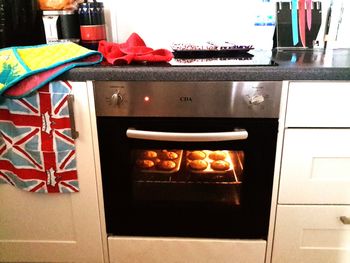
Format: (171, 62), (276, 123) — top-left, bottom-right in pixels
(142, 150), (158, 159)
(188, 151), (206, 160)
(210, 160), (230, 171)
(209, 151), (227, 160)
(189, 160), (208, 170)
(157, 160), (176, 170)
(136, 159), (155, 169)
(160, 150), (178, 160)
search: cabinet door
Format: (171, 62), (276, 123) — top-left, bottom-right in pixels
(286, 82), (350, 127)
(0, 82), (105, 263)
(272, 205), (350, 263)
(279, 129), (350, 204)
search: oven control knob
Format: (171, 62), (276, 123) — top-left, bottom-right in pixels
(111, 91), (123, 106)
(249, 94), (265, 105)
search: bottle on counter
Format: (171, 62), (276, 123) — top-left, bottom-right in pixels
(78, 0), (106, 50)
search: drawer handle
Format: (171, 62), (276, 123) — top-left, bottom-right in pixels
(67, 94), (79, 139)
(340, 216), (350, 225)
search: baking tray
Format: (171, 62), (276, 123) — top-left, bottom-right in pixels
(172, 51), (254, 60)
(171, 42), (254, 58)
(186, 150), (233, 173)
(185, 150), (238, 182)
(134, 149), (183, 174)
(171, 42), (254, 51)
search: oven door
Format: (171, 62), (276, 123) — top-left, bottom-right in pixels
(97, 117), (278, 240)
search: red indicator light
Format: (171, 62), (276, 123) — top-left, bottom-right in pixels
(144, 96), (150, 102)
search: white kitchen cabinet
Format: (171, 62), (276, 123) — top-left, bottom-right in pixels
(272, 205), (350, 263)
(272, 81), (350, 263)
(279, 129), (350, 204)
(285, 81), (350, 128)
(0, 82), (106, 263)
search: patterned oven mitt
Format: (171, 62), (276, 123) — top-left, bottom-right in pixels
(0, 42), (102, 98)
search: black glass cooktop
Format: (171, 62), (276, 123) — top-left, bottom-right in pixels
(170, 50), (277, 66)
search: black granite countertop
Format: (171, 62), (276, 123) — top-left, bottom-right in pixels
(61, 48), (350, 81)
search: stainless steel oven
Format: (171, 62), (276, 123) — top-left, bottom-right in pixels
(93, 81), (282, 240)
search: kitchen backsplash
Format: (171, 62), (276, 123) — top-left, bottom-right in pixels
(100, 0), (348, 49)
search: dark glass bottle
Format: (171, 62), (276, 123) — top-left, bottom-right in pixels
(78, 0), (106, 50)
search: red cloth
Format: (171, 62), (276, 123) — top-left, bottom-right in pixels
(98, 33), (174, 65)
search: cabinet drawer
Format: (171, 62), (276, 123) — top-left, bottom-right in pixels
(286, 82), (350, 127)
(108, 237), (266, 263)
(272, 205), (350, 263)
(279, 129), (350, 204)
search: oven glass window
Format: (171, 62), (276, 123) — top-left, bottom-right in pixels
(132, 149), (245, 205)
(96, 117), (279, 238)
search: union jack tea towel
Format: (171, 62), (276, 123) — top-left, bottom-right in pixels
(0, 81), (79, 193)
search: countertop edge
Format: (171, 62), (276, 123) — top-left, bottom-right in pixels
(60, 66), (350, 81)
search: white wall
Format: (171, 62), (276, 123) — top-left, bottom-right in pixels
(102, 0), (276, 49)
(100, 0), (349, 50)
(327, 1), (350, 49)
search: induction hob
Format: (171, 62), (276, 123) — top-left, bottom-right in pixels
(169, 50), (277, 66)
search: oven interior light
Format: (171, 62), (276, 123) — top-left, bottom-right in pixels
(144, 96), (150, 102)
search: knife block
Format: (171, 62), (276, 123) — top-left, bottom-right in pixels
(275, 1), (322, 48)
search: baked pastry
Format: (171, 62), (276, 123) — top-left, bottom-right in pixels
(142, 150), (157, 159)
(189, 160), (208, 170)
(136, 159), (155, 169)
(157, 160), (176, 170)
(210, 160), (230, 171)
(209, 151), (227, 161)
(188, 150), (206, 160)
(160, 151), (178, 160)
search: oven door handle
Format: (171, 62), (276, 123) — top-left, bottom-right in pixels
(126, 128), (248, 142)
